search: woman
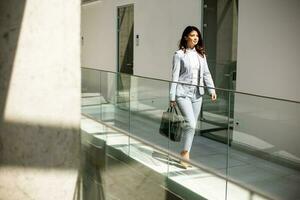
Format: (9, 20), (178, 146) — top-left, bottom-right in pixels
(170, 26), (217, 168)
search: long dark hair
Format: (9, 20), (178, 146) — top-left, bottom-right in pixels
(179, 26), (205, 57)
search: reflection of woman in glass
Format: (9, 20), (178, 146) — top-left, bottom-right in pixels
(170, 26), (217, 168)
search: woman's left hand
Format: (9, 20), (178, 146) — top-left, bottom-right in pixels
(211, 93), (217, 102)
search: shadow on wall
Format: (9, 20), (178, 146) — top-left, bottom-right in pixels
(0, 121), (80, 168)
(0, 0), (25, 125)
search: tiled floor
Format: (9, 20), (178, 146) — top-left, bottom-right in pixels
(81, 94), (300, 200)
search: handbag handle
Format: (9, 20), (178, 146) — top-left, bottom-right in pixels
(168, 106), (179, 115)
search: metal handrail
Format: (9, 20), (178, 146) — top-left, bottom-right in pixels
(82, 67), (300, 104)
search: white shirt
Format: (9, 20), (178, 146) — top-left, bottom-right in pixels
(186, 48), (199, 85)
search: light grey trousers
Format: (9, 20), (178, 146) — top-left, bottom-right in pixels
(176, 87), (202, 152)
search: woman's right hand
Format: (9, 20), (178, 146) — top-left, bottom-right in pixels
(170, 101), (176, 107)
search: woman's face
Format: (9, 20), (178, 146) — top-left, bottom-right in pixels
(186, 30), (199, 48)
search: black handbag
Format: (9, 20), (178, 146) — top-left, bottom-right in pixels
(159, 106), (184, 142)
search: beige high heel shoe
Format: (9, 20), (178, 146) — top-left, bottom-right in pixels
(180, 160), (191, 169)
(180, 151), (192, 169)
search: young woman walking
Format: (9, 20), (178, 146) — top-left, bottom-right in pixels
(170, 26), (217, 168)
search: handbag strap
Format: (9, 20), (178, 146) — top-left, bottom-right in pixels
(169, 106), (179, 115)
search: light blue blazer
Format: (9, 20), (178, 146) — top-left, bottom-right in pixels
(170, 49), (216, 101)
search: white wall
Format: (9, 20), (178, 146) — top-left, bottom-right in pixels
(81, 1), (116, 71)
(81, 0), (202, 80)
(234, 0), (300, 163)
(236, 0), (300, 102)
(134, 0), (201, 80)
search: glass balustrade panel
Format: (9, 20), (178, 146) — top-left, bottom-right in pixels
(81, 68), (102, 120)
(128, 75), (170, 176)
(227, 92), (300, 200)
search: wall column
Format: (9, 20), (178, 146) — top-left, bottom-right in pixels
(0, 0), (81, 199)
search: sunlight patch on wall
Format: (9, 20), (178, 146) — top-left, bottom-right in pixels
(3, 0), (80, 128)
